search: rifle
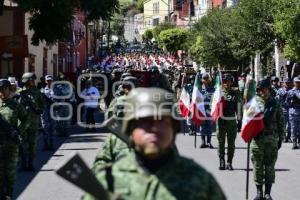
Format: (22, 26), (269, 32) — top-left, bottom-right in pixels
(0, 113), (21, 145)
(55, 153), (112, 200)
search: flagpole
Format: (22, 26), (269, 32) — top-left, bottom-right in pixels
(194, 126), (197, 148)
(246, 141), (250, 200)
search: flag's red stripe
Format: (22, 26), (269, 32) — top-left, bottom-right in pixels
(179, 100), (189, 118)
(211, 98), (225, 122)
(191, 103), (205, 126)
(240, 113), (265, 143)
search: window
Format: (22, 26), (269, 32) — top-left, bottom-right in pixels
(153, 2), (159, 15)
(153, 18), (159, 26)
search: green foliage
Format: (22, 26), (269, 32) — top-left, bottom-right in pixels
(273, 0), (300, 62)
(152, 22), (176, 40)
(111, 14), (125, 36)
(236, 0), (276, 54)
(191, 8), (249, 68)
(157, 28), (189, 53)
(15, 0), (119, 45)
(136, 0), (146, 12)
(143, 29), (154, 40)
(190, 36), (218, 66)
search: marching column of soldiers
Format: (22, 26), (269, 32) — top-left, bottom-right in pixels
(0, 53), (299, 200)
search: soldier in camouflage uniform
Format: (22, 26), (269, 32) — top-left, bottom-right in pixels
(217, 74), (241, 170)
(18, 72), (46, 171)
(0, 80), (28, 199)
(84, 88), (226, 200)
(252, 79), (284, 200)
(275, 78), (293, 143)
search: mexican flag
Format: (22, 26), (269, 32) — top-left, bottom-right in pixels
(190, 73), (206, 125)
(211, 72), (225, 122)
(179, 85), (190, 118)
(240, 75), (265, 142)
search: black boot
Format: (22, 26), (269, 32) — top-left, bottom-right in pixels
(207, 136), (214, 148)
(253, 185), (263, 200)
(200, 137), (207, 148)
(219, 158), (225, 170)
(292, 140), (298, 149)
(226, 163), (234, 170)
(264, 184), (273, 200)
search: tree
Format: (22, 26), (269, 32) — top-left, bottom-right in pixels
(15, 0), (119, 45)
(273, 0), (300, 62)
(136, 0), (146, 13)
(152, 22), (176, 40)
(143, 29), (153, 40)
(191, 8), (249, 68)
(190, 36), (218, 66)
(158, 28), (189, 54)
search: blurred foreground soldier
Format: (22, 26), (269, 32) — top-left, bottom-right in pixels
(286, 76), (300, 149)
(252, 79), (284, 200)
(18, 72), (46, 171)
(200, 73), (215, 148)
(217, 74), (240, 170)
(93, 76), (137, 173)
(40, 75), (55, 150)
(0, 79), (28, 199)
(276, 78), (293, 143)
(84, 88), (226, 200)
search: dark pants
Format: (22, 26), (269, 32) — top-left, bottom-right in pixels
(86, 107), (96, 125)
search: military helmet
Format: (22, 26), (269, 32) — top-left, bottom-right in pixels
(257, 78), (271, 89)
(122, 76), (137, 85)
(21, 72), (37, 83)
(0, 79), (11, 88)
(121, 73), (132, 81)
(121, 88), (179, 134)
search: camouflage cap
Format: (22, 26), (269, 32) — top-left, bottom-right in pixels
(21, 72), (37, 83)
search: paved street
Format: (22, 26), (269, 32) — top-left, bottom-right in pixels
(14, 127), (300, 200)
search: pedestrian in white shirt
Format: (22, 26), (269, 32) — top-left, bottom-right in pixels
(80, 79), (100, 132)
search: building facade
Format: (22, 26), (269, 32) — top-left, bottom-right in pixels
(143, 0), (170, 30)
(0, 0), (59, 80)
